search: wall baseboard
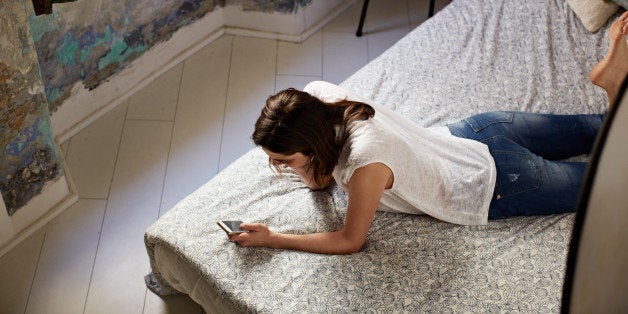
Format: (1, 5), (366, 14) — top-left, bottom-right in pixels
(51, 0), (356, 143)
(0, 169), (78, 257)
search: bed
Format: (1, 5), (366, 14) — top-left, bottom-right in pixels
(144, 0), (618, 312)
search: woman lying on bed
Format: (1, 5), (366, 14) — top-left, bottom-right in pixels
(229, 13), (628, 254)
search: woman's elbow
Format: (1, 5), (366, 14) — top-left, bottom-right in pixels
(337, 234), (365, 254)
(343, 243), (363, 254)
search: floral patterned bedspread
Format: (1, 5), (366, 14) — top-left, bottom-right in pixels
(145, 0), (614, 311)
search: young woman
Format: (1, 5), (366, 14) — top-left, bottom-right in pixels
(229, 13), (628, 254)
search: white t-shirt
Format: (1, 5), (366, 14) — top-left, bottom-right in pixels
(304, 81), (496, 225)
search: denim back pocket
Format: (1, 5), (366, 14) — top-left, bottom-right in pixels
(464, 111), (514, 133)
(483, 136), (540, 199)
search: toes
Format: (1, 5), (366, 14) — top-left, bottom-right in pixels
(615, 11), (628, 28)
(610, 15), (628, 41)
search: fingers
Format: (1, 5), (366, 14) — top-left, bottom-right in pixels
(610, 13), (628, 42)
(240, 222), (265, 232)
(621, 12), (628, 35)
(227, 223), (269, 247)
(228, 233), (251, 245)
(228, 232), (258, 247)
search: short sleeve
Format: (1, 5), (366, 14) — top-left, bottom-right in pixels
(304, 81), (373, 104)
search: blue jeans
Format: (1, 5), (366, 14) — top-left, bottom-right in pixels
(447, 111), (605, 220)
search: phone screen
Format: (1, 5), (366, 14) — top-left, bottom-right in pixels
(217, 220), (248, 234)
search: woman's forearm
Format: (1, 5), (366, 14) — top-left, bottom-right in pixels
(232, 223), (363, 254)
(232, 163), (387, 255)
(269, 230), (363, 255)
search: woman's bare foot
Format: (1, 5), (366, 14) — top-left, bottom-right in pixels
(590, 11), (628, 106)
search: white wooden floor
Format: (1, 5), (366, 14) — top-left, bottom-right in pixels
(0, 1), (448, 313)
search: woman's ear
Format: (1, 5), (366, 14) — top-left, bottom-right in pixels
(307, 155), (316, 169)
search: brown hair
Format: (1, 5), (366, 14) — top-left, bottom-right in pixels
(252, 88), (374, 187)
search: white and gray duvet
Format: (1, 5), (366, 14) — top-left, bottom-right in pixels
(145, 0), (615, 312)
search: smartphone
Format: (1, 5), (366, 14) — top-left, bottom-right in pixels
(217, 220), (248, 235)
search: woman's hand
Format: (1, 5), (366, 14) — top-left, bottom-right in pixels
(228, 223), (274, 247)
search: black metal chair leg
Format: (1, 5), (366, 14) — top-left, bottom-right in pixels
(357, 0), (437, 37)
(428, 0), (435, 18)
(356, 0), (369, 37)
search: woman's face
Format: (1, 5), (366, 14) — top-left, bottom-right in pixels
(262, 148), (311, 171)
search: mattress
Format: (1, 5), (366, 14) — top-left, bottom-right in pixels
(145, 0), (614, 312)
